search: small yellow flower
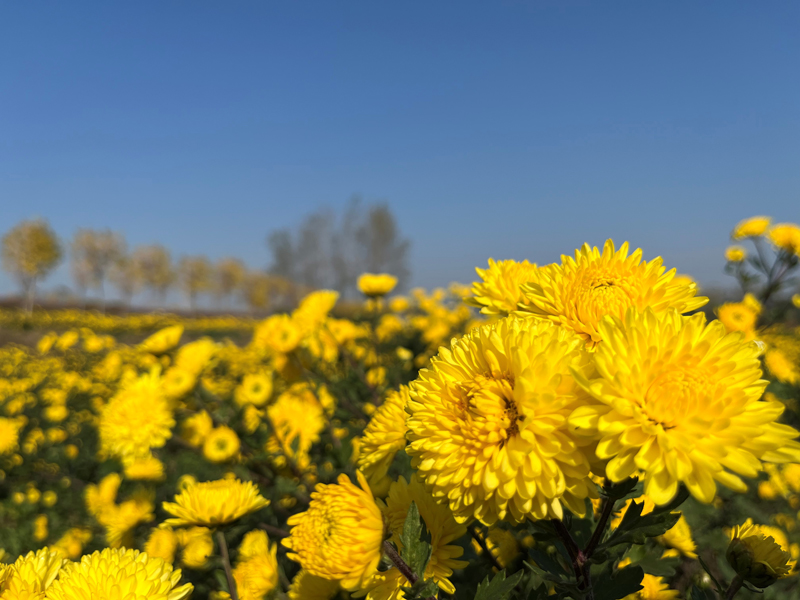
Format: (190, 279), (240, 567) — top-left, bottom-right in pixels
(725, 245), (747, 262)
(283, 472), (384, 591)
(732, 216), (771, 239)
(234, 373), (273, 407)
(231, 530), (279, 600)
(727, 519), (793, 587)
(163, 478), (269, 527)
(123, 453), (166, 481)
(716, 302), (758, 339)
(0, 418), (24, 455)
(203, 426), (241, 463)
(181, 410), (214, 447)
(768, 223), (800, 254)
(357, 273), (398, 297)
(33, 514), (48, 542)
(622, 574), (680, 599)
(765, 348), (800, 385)
(46, 548), (193, 600)
(139, 324), (185, 355)
(146, 527), (180, 563)
(179, 527), (214, 569)
(162, 367), (198, 401)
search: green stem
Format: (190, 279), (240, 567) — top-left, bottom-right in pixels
(724, 575), (743, 599)
(216, 530), (239, 600)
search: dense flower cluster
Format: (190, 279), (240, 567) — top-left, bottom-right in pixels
(1, 231), (799, 599)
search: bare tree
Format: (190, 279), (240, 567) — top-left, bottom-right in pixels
(214, 257), (246, 309)
(70, 229), (125, 311)
(241, 271), (273, 315)
(133, 244), (174, 307)
(178, 255), (213, 311)
(266, 199), (410, 300)
(1, 218), (63, 313)
(109, 254), (141, 309)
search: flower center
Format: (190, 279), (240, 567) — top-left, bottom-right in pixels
(643, 368), (711, 428)
(456, 373), (521, 442)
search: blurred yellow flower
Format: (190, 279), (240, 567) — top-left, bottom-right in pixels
(622, 574), (679, 599)
(234, 372), (273, 407)
(716, 301), (758, 340)
(0, 418), (24, 455)
(765, 348), (800, 385)
(283, 472), (384, 591)
(768, 223), (800, 254)
(163, 478), (269, 527)
(181, 410), (214, 448)
(179, 527), (214, 569)
(288, 570), (339, 600)
(732, 216), (771, 239)
(146, 527), (180, 564)
(357, 273), (398, 297)
(725, 245), (747, 262)
(231, 530), (279, 600)
(203, 426), (241, 463)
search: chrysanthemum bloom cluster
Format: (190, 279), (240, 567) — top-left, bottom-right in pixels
(0, 547), (65, 598)
(570, 308), (800, 504)
(163, 478), (269, 527)
(407, 316), (600, 524)
(282, 472), (384, 591)
(517, 240), (707, 346)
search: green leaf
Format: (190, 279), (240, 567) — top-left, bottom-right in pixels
(474, 570), (524, 600)
(593, 565), (644, 600)
(688, 586), (716, 600)
(402, 578), (440, 600)
(400, 502), (432, 579)
(697, 555), (724, 595)
(597, 492), (685, 552)
(602, 477), (641, 501)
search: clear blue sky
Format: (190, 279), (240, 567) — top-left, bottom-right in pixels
(1, 1), (798, 302)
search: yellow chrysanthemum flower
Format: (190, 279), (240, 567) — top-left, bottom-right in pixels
(361, 475), (467, 599)
(764, 348), (800, 385)
(621, 574), (680, 599)
(725, 245), (747, 262)
(768, 223), (800, 255)
(203, 426), (241, 463)
(234, 373), (273, 407)
(146, 527), (179, 564)
(230, 531), (279, 600)
(282, 472), (384, 591)
(727, 519), (793, 587)
(407, 317), (599, 524)
(287, 571), (339, 600)
(46, 548), (193, 600)
(732, 216), (771, 239)
(139, 325), (185, 355)
(99, 369), (175, 461)
(793, 294), (800, 309)
(466, 258), (539, 315)
(0, 547), (65, 599)
(52, 528), (92, 561)
(716, 302), (758, 340)
(266, 389), (325, 471)
(659, 514), (697, 559)
(293, 289), (339, 333)
(570, 308), (800, 506)
(0, 418), (24, 455)
(123, 453), (166, 481)
(162, 367), (198, 401)
(174, 338), (217, 375)
(357, 386), (410, 496)
(358, 273), (398, 298)
(519, 240), (707, 347)
(181, 410), (214, 448)
(252, 314), (302, 354)
(163, 478), (270, 527)
(178, 527), (214, 569)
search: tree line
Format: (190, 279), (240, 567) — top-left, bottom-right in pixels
(0, 200), (410, 313)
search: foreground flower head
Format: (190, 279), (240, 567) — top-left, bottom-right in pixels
(727, 519), (793, 587)
(357, 273), (398, 297)
(0, 547), (65, 598)
(407, 316), (599, 524)
(467, 258), (539, 315)
(519, 240), (707, 347)
(282, 472), (384, 591)
(357, 386), (410, 496)
(46, 548), (193, 600)
(163, 478), (269, 527)
(732, 216), (771, 239)
(361, 475), (467, 599)
(570, 308), (800, 505)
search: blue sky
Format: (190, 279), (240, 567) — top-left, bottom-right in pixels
(1, 1), (798, 303)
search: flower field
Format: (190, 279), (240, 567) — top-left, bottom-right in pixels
(1, 221), (800, 600)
